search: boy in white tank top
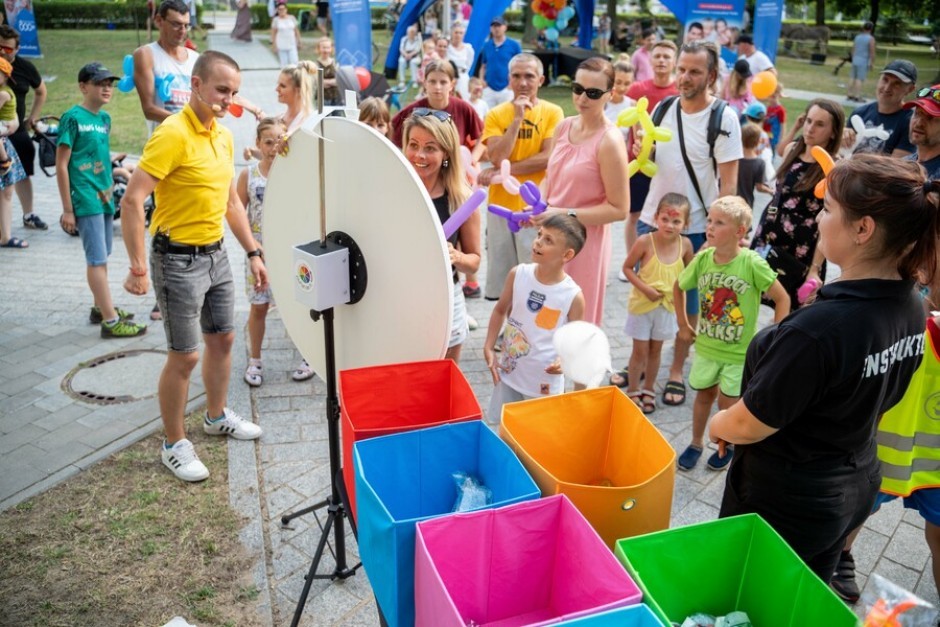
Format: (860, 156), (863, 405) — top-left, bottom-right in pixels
(484, 214), (587, 421)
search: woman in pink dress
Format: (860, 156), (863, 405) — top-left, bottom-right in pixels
(531, 57), (629, 326)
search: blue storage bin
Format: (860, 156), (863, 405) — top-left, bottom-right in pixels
(354, 420), (541, 627)
(558, 604), (665, 626)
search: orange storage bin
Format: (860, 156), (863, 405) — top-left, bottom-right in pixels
(499, 387), (676, 547)
(340, 360), (482, 521)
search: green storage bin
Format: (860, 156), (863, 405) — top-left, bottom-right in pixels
(614, 514), (860, 627)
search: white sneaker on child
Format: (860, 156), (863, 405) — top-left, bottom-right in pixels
(161, 438), (210, 482)
(203, 407), (262, 440)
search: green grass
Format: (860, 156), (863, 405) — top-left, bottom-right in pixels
(32, 30), (153, 153)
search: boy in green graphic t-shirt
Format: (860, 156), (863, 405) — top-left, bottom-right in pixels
(673, 196), (788, 471)
(56, 62), (146, 338)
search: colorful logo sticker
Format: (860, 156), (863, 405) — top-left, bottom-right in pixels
(295, 261), (314, 292)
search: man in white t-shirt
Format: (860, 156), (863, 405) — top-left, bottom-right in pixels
(638, 41), (742, 406)
(736, 34), (775, 76)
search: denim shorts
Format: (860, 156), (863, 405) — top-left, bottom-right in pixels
(875, 489), (940, 526)
(151, 247), (235, 352)
(77, 213), (114, 267)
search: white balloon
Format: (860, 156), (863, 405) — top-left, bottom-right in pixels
(552, 321), (612, 389)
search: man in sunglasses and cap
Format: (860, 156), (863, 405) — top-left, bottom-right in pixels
(0, 25), (48, 232)
(846, 59), (917, 156)
(478, 15), (522, 109)
(903, 84), (940, 180)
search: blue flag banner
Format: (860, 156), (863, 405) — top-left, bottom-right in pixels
(6, 0), (41, 57)
(752, 0), (783, 63)
(384, 0), (436, 77)
(332, 0), (372, 68)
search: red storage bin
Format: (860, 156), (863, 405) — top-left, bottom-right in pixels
(340, 360), (482, 520)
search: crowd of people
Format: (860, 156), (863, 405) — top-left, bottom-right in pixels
(5, 1), (940, 609)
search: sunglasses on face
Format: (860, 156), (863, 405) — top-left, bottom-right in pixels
(0, 45), (14, 54)
(916, 87), (940, 103)
(571, 83), (610, 100)
(412, 107), (452, 122)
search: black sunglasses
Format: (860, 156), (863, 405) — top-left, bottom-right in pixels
(571, 83), (610, 100)
(916, 87), (940, 103)
(412, 107), (452, 122)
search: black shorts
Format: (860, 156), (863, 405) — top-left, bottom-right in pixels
(629, 171), (651, 214)
(9, 129), (33, 177)
(719, 445), (880, 583)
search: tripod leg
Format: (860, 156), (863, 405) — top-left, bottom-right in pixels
(289, 507), (336, 627)
(281, 497), (329, 527)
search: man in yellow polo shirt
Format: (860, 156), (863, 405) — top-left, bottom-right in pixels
(121, 50), (268, 482)
(476, 53), (563, 300)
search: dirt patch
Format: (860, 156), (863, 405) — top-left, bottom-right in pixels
(0, 411), (264, 627)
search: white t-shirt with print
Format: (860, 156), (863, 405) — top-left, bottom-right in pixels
(641, 99), (743, 234)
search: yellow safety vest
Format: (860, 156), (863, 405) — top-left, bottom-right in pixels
(877, 323), (940, 497)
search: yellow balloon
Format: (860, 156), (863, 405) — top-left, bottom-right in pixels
(617, 96), (672, 178)
(751, 71), (777, 100)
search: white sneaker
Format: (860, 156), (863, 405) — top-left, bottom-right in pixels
(161, 438), (210, 482)
(203, 407), (262, 440)
(618, 269), (628, 282)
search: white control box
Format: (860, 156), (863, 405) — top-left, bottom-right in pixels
(292, 239), (350, 311)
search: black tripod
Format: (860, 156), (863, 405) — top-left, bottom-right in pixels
(281, 307), (361, 627)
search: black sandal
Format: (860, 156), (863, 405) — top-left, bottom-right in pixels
(662, 380), (687, 406)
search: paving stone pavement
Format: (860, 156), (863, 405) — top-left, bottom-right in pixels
(0, 21), (936, 626)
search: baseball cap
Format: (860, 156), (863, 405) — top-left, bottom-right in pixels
(744, 101), (767, 120)
(491, 16), (506, 26)
(78, 62), (119, 84)
(733, 58), (751, 78)
(881, 59), (917, 84)
(0, 57), (13, 83)
(903, 84), (940, 118)
(736, 34), (753, 45)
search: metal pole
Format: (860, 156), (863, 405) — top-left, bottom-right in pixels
(318, 67), (327, 248)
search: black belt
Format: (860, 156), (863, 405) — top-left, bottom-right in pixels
(154, 237), (223, 255)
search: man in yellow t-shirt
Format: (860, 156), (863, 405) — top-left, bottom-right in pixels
(121, 50), (268, 483)
(477, 53), (563, 300)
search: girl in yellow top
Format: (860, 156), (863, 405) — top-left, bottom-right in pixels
(616, 192), (694, 413)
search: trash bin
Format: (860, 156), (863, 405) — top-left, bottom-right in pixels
(414, 495), (643, 627)
(499, 387), (675, 547)
(557, 604), (664, 627)
(354, 421), (540, 627)
(614, 514), (859, 627)
(340, 359), (482, 521)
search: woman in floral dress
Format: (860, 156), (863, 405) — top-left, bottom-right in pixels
(751, 98), (845, 310)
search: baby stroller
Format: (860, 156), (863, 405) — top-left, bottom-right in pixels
(32, 115), (59, 177)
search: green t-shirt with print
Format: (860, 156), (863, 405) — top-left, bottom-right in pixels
(678, 247), (777, 364)
(57, 104), (114, 217)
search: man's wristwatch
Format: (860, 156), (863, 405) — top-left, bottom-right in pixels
(247, 249), (264, 260)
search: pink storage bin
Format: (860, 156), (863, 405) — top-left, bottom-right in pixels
(414, 494), (642, 626)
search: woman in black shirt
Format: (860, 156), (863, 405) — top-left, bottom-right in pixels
(710, 154), (940, 581)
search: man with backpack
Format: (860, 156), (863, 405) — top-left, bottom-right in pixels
(637, 41), (742, 407)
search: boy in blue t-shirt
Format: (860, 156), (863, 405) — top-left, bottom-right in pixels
(56, 63), (146, 338)
(673, 196), (788, 471)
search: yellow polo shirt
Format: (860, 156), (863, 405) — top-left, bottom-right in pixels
(140, 104), (234, 245)
(482, 99), (563, 212)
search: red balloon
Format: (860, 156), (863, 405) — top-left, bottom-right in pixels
(229, 102), (244, 117)
(542, 5), (558, 19)
(355, 66), (371, 91)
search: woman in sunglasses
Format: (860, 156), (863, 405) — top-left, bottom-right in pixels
(402, 109), (481, 363)
(530, 57), (629, 326)
(391, 59), (482, 151)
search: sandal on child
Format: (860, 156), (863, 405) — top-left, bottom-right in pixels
(627, 390), (644, 410)
(244, 359), (263, 387)
(292, 359), (315, 382)
(0, 236), (28, 248)
(640, 389), (657, 414)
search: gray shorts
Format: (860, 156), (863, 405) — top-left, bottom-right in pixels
(850, 62), (868, 80)
(151, 247), (236, 352)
